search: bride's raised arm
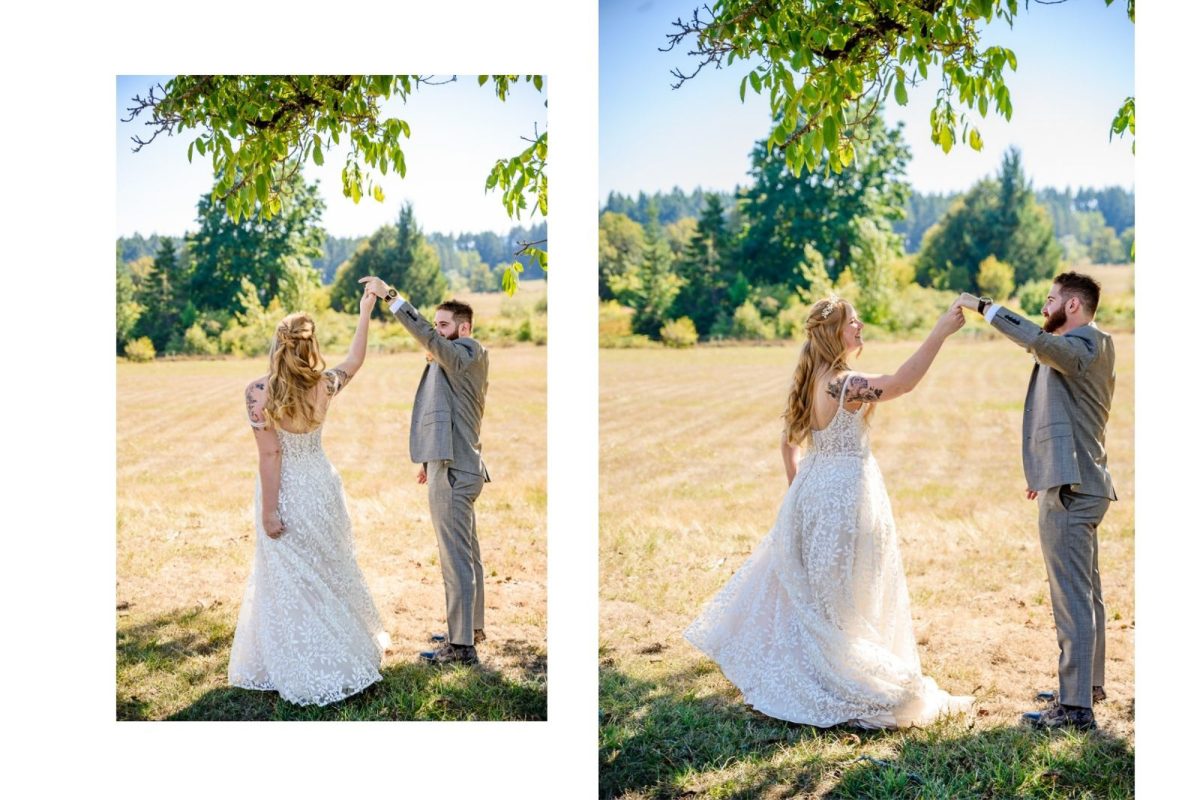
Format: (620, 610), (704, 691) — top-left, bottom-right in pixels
(831, 303), (964, 409)
(327, 286), (377, 395)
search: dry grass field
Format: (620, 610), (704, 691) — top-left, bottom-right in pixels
(117, 342), (546, 720)
(599, 330), (1134, 797)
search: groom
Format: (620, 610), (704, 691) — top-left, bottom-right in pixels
(957, 272), (1116, 731)
(359, 276), (490, 666)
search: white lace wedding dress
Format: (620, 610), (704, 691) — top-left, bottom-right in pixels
(229, 420), (390, 706)
(685, 380), (972, 728)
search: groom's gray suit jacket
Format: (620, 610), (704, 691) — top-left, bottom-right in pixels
(392, 300), (490, 479)
(988, 305), (1116, 500)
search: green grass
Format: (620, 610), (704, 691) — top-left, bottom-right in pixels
(600, 659), (1132, 799)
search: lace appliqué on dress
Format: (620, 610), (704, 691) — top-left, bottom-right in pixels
(229, 425), (390, 706)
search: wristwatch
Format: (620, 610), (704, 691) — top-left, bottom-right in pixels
(385, 287), (398, 301)
(977, 296), (992, 314)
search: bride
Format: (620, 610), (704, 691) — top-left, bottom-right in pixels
(685, 297), (973, 728)
(229, 286), (390, 706)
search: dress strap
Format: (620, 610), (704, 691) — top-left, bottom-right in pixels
(837, 372), (854, 410)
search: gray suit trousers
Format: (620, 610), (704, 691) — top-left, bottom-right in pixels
(427, 459), (485, 646)
(1037, 486), (1110, 708)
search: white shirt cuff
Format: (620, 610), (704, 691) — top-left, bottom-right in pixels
(984, 303), (1000, 323)
(389, 295), (408, 314)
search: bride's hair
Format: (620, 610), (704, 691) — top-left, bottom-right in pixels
(783, 297), (855, 446)
(264, 312), (327, 430)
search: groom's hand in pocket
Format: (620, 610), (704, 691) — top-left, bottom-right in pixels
(417, 466), (427, 485)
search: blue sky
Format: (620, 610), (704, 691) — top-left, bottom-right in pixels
(116, 75), (547, 239)
(600, 0), (1134, 200)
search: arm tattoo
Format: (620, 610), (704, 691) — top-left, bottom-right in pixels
(845, 375), (884, 402)
(246, 385), (265, 428)
(326, 368), (350, 396)
(826, 375), (883, 403)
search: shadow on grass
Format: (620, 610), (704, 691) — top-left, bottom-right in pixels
(600, 659), (1133, 799)
(118, 606), (546, 721)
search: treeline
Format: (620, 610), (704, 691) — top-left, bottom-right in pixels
(599, 115), (1132, 347)
(607, 183), (1134, 262)
(117, 172), (547, 360)
(309, 224), (547, 287)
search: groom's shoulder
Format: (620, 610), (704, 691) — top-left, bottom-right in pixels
(458, 336), (485, 354)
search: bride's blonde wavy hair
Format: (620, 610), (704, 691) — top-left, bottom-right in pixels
(264, 312), (327, 430)
(783, 296), (863, 446)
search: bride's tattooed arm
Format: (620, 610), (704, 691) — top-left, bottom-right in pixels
(826, 375), (884, 403)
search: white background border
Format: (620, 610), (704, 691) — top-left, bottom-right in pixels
(1, 0), (1192, 796)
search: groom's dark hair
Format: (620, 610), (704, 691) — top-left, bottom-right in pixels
(437, 299), (474, 328)
(1053, 271), (1101, 317)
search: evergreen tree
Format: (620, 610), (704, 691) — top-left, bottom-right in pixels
(329, 202), (447, 312)
(916, 148), (1059, 291)
(133, 238), (181, 351)
(672, 194), (732, 335)
(738, 112), (911, 290)
(187, 171), (326, 313)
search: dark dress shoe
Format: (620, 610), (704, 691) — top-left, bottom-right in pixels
(1036, 686), (1106, 705)
(419, 643), (479, 666)
(430, 629), (486, 644)
(1022, 703), (1096, 731)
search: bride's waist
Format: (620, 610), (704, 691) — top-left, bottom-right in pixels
(805, 449), (870, 459)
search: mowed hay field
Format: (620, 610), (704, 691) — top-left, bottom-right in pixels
(117, 344), (546, 720)
(600, 332), (1133, 798)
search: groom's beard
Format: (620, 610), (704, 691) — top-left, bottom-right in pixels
(1042, 306), (1068, 333)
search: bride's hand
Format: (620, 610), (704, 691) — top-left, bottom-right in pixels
(360, 287), (377, 314)
(934, 304), (966, 338)
(263, 510), (284, 539)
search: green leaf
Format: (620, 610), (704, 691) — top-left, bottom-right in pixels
(939, 125), (953, 153)
(372, 185), (385, 202)
(397, 150), (407, 178)
(969, 128), (983, 151)
(822, 116), (837, 151)
(255, 173), (268, 203)
(533, 75), (543, 92)
(187, 142), (194, 163)
(894, 78), (907, 105)
(478, 75), (488, 86)
(312, 140), (324, 166)
(1006, 49), (1018, 71)
(749, 70), (762, 94)
(739, 75), (747, 102)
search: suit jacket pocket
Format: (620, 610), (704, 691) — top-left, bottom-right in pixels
(1036, 421), (1073, 443)
(422, 410), (451, 427)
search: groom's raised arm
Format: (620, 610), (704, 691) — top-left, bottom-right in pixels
(967, 296), (1100, 378)
(358, 276), (477, 374)
(388, 297), (477, 374)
